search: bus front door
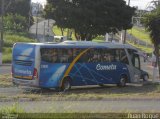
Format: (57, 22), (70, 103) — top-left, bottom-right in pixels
(132, 54), (141, 82)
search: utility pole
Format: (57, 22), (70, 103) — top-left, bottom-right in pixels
(36, 3), (39, 42)
(43, 22), (46, 42)
(123, 0), (130, 44)
(28, 0), (32, 31)
(0, 0), (4, 65)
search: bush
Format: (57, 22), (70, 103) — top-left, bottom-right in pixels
(4, 34), (35, 47)
(4, 13), (28, 33)
(2, 48), (12, 63)
(2, 34), (35, 63)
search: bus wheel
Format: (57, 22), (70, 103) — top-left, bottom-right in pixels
(118, 76), (127, 87)
(61, 78), (71, 91)
(143, 75), (149, 81)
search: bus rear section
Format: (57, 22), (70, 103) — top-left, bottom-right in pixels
(12, 43), (39, 87)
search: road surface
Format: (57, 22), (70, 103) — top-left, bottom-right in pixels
(0, 65), (11, 75)
(0, 100), (160, 113)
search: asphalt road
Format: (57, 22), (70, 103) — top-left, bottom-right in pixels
(0, 65), (11, 75)
(0, 100), (160, 113)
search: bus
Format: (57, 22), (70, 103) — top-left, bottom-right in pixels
(12, 41), (149, 91)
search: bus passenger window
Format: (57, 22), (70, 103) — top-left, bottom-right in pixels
(50, 49), (58, 63)
(120, 50), (129, 64)
(58, 49), (73, 63)
(67, 49), (73, 62)
(41, 48), (58, 63)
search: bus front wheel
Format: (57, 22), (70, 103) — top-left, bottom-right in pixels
(61, 78), (71, 91)
(143, 75), (149, 81)
(118, 76), (127, 87)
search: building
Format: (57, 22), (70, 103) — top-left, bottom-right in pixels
(31, 2), (43, 16)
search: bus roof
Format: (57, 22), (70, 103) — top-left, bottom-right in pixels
(15, 41), (137, 50)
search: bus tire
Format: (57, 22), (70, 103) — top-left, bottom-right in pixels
(118, 75), (127, 87)
(143, 74), (149, 81)
(61, 78), (71, 91)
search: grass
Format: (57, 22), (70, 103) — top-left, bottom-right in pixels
(0, 103), (24, 119)
(53, 26), (76, 40)
(92, 36), (105, 42)
(0, 111), (136, 119)
(1, 73), (160, 101)
(127, 41), (153, 54)
(0, 73), (160, 99)
(0, 74), (12, 87)
(127, 27), (151, 44)
(2, 34), (35, 63)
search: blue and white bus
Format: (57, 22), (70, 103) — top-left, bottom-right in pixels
(12, 41), (149, 91)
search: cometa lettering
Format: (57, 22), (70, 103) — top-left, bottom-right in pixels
(96, 64), (117, 71)
(15, 69), (32, 75)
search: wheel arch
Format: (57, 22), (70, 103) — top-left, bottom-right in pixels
(120, 73), (129, 83)
(60, 75), (73, 87)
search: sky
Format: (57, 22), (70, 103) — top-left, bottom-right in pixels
(31, 0), (46, 6)
(125, 0), (153, 9)
(32, 0), (153, 10)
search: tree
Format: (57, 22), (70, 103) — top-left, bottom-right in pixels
(0, 0), (32, 29)
(143, 7), (160, 79)
(4, 13), (28, 32)
(44, 0), (135, 41)
(0, 0), (31, 17)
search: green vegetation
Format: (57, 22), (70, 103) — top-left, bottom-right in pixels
(53, 26), (65, 36)
(45, 0), (135, 40)
(0, 74), (12, 87)
(53, 26), (76, 40)
(92, 36), (105, 42)
(127, 41), (153, 53)
(142, 7), (160, 77)
(3, 34), (35, 63)
(0, 111), (132, 119)
(128, 27), (151, 44)
(0, 103), (24, 114)
(4, 14), (28, 33)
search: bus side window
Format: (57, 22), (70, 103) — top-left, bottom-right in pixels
(103, 50), (110, 62)
(89, 49), (101, 63)
(102, 49), (115, 62)
(50, 49), (58, 63)
(120, 49), (129, 64)
(58, 49), (73, 63)
(73, 49), (83, 62)
(77, 49), (90, 63)
(87, 49), (94, 62)
(115, 50), (120, 62)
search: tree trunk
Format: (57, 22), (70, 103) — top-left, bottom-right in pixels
(86, 34), (93, 41)
(80, 33), (86, 41)
(154, 45), (159, 81)
(157, 46), (160, 80)
(60, 28), (64, 36)
(74, 31), (80, 41)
